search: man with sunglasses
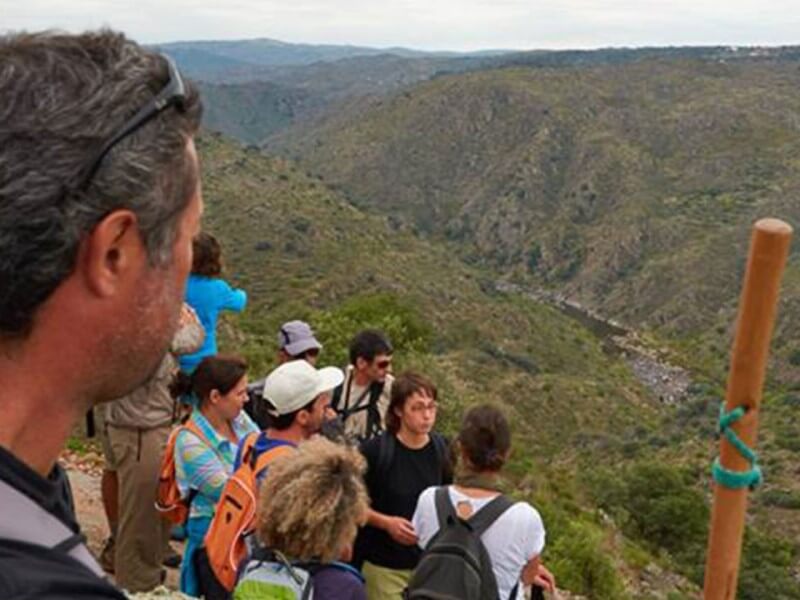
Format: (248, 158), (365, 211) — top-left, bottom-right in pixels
(331, 329), (395, 442)
(0, 31), (202, 599)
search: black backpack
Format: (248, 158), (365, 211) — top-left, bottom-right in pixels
(404, 487), (518, 600)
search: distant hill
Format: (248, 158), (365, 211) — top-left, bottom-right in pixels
(198, 80), (312, 145)
(154, 37), (501, 81)
(267, 56), (800, 385)
(198, 54), (457, 143)
(181, 41), (800, 159)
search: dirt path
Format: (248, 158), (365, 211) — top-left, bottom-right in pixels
(62, 451), (181, 592)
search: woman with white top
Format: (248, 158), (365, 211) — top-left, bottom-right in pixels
(411, 404), (555, 600)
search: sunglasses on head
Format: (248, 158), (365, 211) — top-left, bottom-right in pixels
(75, 54), (187, 192)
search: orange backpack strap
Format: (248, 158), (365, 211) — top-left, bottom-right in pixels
(182, 419), (212, 449)
(238, 431), (260, 468)
(202, 437), (296, 591)
(252, 443), (295, 476)
(156, 421), (211, 525)
(203, 433), (262, 592)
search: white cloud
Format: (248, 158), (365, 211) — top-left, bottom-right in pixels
(3, 0), (799, 50)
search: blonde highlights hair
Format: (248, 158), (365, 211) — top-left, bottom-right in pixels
(256, 437), (369, 562)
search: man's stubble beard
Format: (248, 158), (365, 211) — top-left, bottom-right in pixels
(94, 265), (184, 404)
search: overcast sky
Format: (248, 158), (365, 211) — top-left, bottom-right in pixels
(4, 0), (799, 51)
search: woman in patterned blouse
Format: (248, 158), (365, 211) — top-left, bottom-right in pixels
(172, 354), (258, 596)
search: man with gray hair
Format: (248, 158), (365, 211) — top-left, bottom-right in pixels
(0, 30), (203, 598)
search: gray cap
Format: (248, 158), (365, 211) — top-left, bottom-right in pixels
(278, 320), (322, 357)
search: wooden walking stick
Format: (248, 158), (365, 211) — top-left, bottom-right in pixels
(703, 218), (793, 600)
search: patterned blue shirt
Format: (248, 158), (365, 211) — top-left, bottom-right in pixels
(175, 408), (259, 519)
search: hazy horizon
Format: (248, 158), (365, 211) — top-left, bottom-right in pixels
(5, 1), (799, 52)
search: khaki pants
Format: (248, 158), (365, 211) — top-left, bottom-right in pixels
(108, 424), (171, 592)
(362, 561), (412, 600)
(97, 411), (118, 471)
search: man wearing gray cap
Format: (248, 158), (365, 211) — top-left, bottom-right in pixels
(277, 320), (323, 366)
(246, 320), (324, 427)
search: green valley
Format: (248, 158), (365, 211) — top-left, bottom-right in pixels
(198, 129), (800, 598)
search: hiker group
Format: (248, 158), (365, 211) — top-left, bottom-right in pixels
(0, 30), (554, 600)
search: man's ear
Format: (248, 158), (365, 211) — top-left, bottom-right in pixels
(355, 357), (368, 371)
(295, 409), (310, 427)
(81, 209), (143, 297)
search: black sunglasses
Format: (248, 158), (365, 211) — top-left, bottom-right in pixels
(76, 54), (186, 192)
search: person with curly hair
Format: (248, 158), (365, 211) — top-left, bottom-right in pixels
(255, 437), (369, 599)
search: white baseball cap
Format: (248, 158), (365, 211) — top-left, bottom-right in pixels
(262, 360), (343, 416)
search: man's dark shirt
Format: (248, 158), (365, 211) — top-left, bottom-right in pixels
(0, 445), (126, 599)
(357, 434), (451, 570)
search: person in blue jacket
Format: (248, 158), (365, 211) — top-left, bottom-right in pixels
(180, 232), (247, 374)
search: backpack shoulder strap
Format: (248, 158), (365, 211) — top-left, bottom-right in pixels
(430, 432), (447, 459)
(237, 431), (259, 468)
(328, 561), (366, 583)
(467, 494), (515, 536)
(364, 381), (385, 439)
(183, 418), (238, 467)
(430, 433), (451, 478)
(433, 485), (457, 529)
(375, 433), (395, 481)
(253, 443), (294, 475)
(368, 380), (384, 404)
(305, 561), (365, 584)
(0, 478), (105, 578)
(182, 419), (215, 454)
(331, 383), (344, 412)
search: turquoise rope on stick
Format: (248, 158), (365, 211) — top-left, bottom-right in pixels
(711, 403), (763, 490)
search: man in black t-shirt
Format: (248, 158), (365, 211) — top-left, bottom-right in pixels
(357, 372), (452, 600)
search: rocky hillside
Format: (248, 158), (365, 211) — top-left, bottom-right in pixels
(195, 132), (799, 598)
(266, 57), (800, 380)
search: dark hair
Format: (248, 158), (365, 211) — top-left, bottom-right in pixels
(385, 371), (437, 435)
(264, 397), (317, 431)
(191, 231), (223, 277)
(0, 30), (202, 337)
(171, 354), (247, 405)
(457, 404), (511, 472)
(348, 329), (393, 365)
